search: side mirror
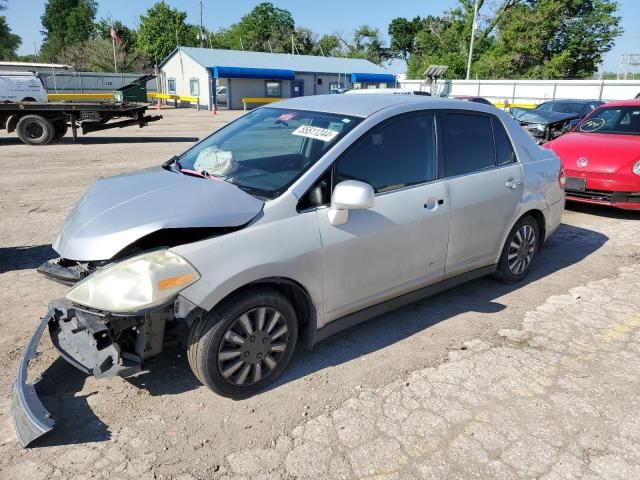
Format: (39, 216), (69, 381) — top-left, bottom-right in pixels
(328, 180), (374, 226)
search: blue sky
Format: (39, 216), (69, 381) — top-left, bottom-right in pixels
(4, 0), (640, 74)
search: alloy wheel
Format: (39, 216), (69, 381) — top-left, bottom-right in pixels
(217, 307), (289, 387)
(507, 224), (536, 275)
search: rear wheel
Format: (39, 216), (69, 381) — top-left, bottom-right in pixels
(16, 115), (55, 145)
(494, 215), (539, 284)
(187, 288), (298, 398)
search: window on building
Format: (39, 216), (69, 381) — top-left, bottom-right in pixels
(317, 78), (323, 85)
(189, 78), (199, 96)
(265, 81), (281, 97)
(335, 113), (436, 193)
(442, 113), (495, 176)
(167, 78), (176, 94)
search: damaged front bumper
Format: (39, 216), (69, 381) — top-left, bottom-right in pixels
(12, 300), (173, 447)
(11, 315), (55, 447)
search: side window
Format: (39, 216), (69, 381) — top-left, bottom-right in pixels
(167, 78), (176, 94)
(189, 78), (199, 96)
(335, 113), (436, 193)
(443, 113), (495, 176)
(491, 118), (516, 165)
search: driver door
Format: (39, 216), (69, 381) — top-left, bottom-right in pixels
(316, 112), (451, 322)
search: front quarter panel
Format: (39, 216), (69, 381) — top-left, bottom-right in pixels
(171, 207), (324, 325)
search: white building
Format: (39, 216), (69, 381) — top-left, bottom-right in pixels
(159, 47), (396, 110)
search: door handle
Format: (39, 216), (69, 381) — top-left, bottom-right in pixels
(424, 198), (445, 210)
(505, 178), (522, 189)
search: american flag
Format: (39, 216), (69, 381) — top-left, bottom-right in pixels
(110, 26), (122, 46)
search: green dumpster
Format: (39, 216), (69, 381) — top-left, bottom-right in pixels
(114, 74), (156, 103)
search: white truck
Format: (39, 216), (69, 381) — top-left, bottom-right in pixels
(0, 71), (48, 103)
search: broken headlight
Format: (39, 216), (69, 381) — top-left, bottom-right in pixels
(66, 250), (200, 313)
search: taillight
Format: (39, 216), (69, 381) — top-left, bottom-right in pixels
(558, 166), (566, 188)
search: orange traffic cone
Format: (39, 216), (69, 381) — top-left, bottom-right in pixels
(156, 100), (161, 110)
(211, 103), (217, 115)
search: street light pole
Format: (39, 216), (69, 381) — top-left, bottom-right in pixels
(466, 0), (479, 80)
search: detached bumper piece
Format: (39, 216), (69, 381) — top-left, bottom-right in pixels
(12, 301), (170, 447)
(12, 316), (55, 448)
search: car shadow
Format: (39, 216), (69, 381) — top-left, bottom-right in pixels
(0, 244), (57, 274)
(271, 222), (608, 389)
(0, 136), (199, 146)
(566, 201), (640, 220)
(31, 358), (111, 447)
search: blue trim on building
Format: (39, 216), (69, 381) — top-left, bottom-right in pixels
(210, 66), (295, 80)
(350, 73), (396, 84)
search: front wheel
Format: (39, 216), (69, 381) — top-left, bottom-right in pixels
(16, 115), (55, 145)
(187, 288), (298, 398)
(494, 215), (539, 284)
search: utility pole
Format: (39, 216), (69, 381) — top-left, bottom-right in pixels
(465, 0), (479, 80)
(198, 0), (205, 48)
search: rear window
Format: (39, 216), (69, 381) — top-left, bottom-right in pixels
(443, 113), (495, 176)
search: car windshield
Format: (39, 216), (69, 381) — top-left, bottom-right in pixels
(578, 106), (640, 135)
(177, 107), (361, 199)
(537, 102), (586, 115)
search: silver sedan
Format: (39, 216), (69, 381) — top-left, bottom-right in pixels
(13, 95), (564, 446)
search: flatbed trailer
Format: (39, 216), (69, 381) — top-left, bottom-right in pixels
(0, 101), (162, 145)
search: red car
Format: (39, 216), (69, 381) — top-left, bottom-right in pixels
(544, 100), (640, 210)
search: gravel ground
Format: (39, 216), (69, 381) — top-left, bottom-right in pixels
(0, 108), (639, 479)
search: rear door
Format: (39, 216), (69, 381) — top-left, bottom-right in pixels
(440, 111), (523, 277)
(316, 112), (450, 322)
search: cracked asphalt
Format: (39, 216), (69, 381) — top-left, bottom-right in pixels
(224, 265), (640, 480)
(1, 109), (639, 479)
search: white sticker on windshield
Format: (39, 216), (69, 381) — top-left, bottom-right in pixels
(292, 125), (339, 142)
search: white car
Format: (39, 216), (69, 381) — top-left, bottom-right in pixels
(0, 72), (48, 103)
(345, 88), (430, 96)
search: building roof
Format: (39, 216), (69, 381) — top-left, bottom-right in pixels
(162, 47), (391, 76)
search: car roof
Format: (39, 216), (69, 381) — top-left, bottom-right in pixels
(540, 99), (599, 104)
(599, 99), (640, 108)
(267, 94), (497, 118)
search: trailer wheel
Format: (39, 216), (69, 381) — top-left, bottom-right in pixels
(16, 115), (55, 145)
(53, 121), (68, 141)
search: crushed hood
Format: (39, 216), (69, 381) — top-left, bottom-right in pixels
(510, 107), (578, 125)
(53, 167), (264, 261)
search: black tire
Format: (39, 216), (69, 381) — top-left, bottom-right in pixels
(187, 287), (298, 398)
(53, 121), (68, 141)
(494, 215), (540, 284)
(16, 115), (55, 145)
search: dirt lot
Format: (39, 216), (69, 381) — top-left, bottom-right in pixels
(0, 108), (639, 479)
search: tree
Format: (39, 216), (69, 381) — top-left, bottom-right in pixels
(314, 34), (342, 57)
(56, 38), (152, 72)
(340, 26), (390, 65)
(392, 0), (621, 80)
(40, 0), (97, 61)
(388, 17), (421, 61)
(483, 0), (622, 79)
(223, 2), (295, 53)
(0, 16), (20, 60)
(137, 1), (197, 64)
(93, 18), (137, 52)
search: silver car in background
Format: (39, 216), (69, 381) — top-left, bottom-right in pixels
(13, 95), (565, 446)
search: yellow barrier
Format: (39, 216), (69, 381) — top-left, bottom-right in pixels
(242, 97), (282, 110)
(148, 92), (200, 109)
(492, 101), (538, 110)
(48, 93), (114, 101)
